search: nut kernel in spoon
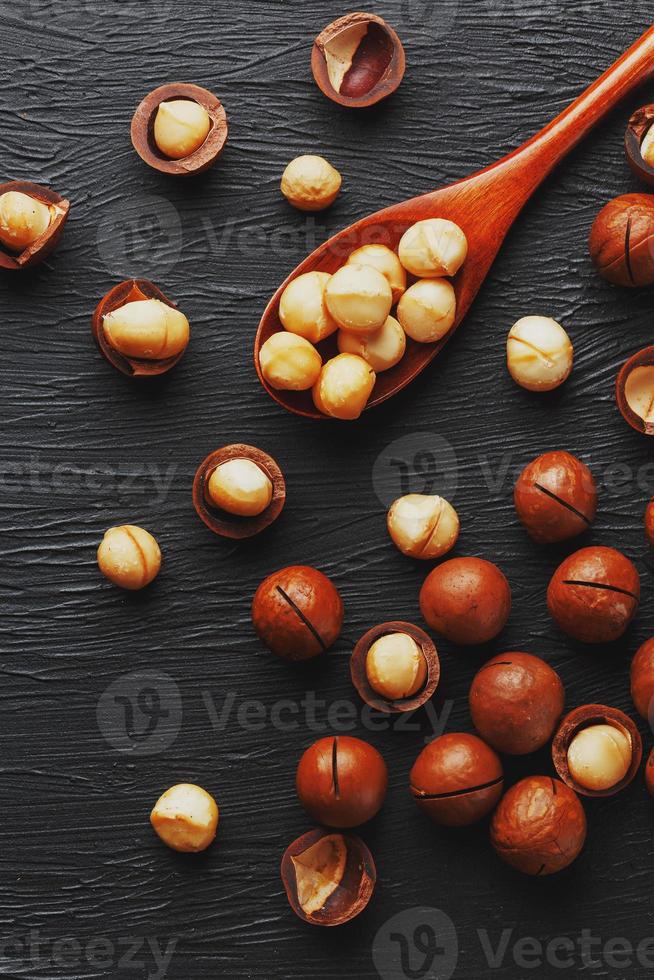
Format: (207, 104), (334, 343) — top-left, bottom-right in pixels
(397, 279), (456, 343)
(312, 353), (376, 420)
(279, 271), (338, 343)
(398, 218), (468, 278)
(345, 244), (407, 303)
(337, 315), (405, 372)
(259, 332), (322, 390)
(325, 265), (392, 335)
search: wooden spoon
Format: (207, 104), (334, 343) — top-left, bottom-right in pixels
(255, 24), (654, 419)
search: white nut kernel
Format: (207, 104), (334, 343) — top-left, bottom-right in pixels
(366, 633), (428, 700)
(337, 315), (406, 372)
(281, 155), (342, 212)
(103, 299), (190, 361)
(567, 724), (632, 792)
(150, 783), (219, 853)
(346, 244), (407, 303)
(507, 316), (573, 392)
(154, 100), (211, 159)
(387, 494), (460, 559)
(208, 458), (273, 517)
(324, 265), (392, 335)
(97, 525), (162, 590)
(397, 279), (456, 343)
(0, 191), (52, 251)
(312, 353), (376, 420)
(279, 271), (338, 344)
(398, 218), (468, 278)
(259, 332), (322, 390)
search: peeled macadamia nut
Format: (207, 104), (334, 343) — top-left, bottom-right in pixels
(398, 219), (468, 278)
(346, 244), (407, 303)
(281, 155), (342, 211)
(97, 525), (162, 590)
(154, 100), (211, 159)
(397, 279), (456, 343)
(150, 783), (219, 853)
(337, 315), (406, 372)
(507, 316), (573, 391)
(103, 299), (190, 361)
(387, 494), (459, 559)
(0, 191), (52, 251)
(325, 265), (393, 335)
(365, 632), (427, 700)
(279, 271), (338, 344)
(259, 332), (322, 390)
(642, 124), (654, 167)
(312, 353), (375, 420)
(567, 725), (632, 792)
(208, 458), (273, 517)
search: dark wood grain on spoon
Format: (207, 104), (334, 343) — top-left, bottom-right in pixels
(254, 24), (654, 419)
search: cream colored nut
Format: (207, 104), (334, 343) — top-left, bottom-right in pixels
(337, 315), (406, 372)
(259, 332), (322, 390)
(507, 316), (573, 392)
(625, 366), (654, 424)
(150, 783), (219, 853)
(154, 100), (211, 159)
(567, 724), (632, 792)
(292, 833), (347, 915)
(387, 494), (459, 559)
(642, 124), (654, 167)
(97, 525), (161, 590)
(103, 299), (190, 361)
(366, 633), (428, 701)
(281, 155), (342, 212)
(346, 244), (407, 303)
(397, 279), (456, 343)
(324, 265), (392, 335)
(0, 191), (51, 251)
(208, 458), (272, 517)
(279, 271), (338, 344)
(398, 218), (468, 278)
(312, 353), (376, 420)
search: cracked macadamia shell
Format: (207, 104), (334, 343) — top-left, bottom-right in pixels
(252, 565), (344, 661)
(589, 194), (654, 287)
(207, 458), (273, 517)
(514, 451), (597, 544)
(410, 733), (503, 827)
(97, 525), (162, 590)
(490, 776), (587, 875)
(631, 637), (654, 720)
(154, 99), (211, 159)
(296, 735), (388, 828)
(150, 783), (219, 852)
(547, 546), (640, 643)
(469, 653), (564, 755)
(365, 632), (427, 700)
(419, 557), (511, 645)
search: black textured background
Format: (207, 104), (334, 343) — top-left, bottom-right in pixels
(2, 1), (654, 978)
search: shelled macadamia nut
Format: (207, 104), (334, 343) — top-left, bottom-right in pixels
(259, 332), (322, 390)
(397, 279), (456, 343)
(97, 525), (161, 590)
(325, 265), (393, 335)
(365, 632), (428, 700)
(207, 458), (273, 517)
(103, 299), (190, 361)
(398, 219), (468, 278)
(281, 155), (342, 211)
(387, 494), (459, 559)
(346, 244), (406, 302)
(313, 353), (376, 420)
(566, 725), (631, 793)
(337, 316), (406, 372)
(507, 316), (573, 391)
(279, 272), (338, 344)
(154, 100), (211, 159)
(150, 783), (219, 852)
(641, 124), (654, 167)
(0, 190), (52, 251)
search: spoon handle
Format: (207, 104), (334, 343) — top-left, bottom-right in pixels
(480, 23), (654, 202)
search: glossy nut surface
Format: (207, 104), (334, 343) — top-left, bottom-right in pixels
(469, 653), (564, 755)
(259, 332), (323, 391)
(491, 777), (586, 876)
(589, 194), (654, 286)
(410, 733), (503, 827)
(350, 621), (440, 714)
(397, 279), (456, 344)
(419, 557), (511, 646)
(325, 265), (393, 335)
(279, 271), (338, 344)
(150, 783), (219, 853)
(312, 353), (376, 420)
(631, 636), (654, 720)
(97, 525), (161, 590)
(296, 735), (387, 827)
(281, 829), (376, 926)
(645, 499), (654, 546)
(514, 451), (597, 543)
(0, 181), (69, 272)
(552, 705), (642, 797)
(547, 546), (640, 644)
(646, 748), (654, 798)
(252, 565), (343, 661)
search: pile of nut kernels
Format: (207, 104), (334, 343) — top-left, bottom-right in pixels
(4, 10), (654, 931)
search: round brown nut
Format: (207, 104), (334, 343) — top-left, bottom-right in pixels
(589, 194), (654, 287)
(97, 525), (161, 590)
(630, 637), (654, 721)
(646, 499), (654, 546)
(419, 557), (511, 646)
(410, 733), (503, 827)
(296, 735), (387, 828)
(514, 451), (597, 544)
(469, 653), (564, 755)
(252, 565), (344, 661)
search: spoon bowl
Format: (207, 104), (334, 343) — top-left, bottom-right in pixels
(255, 24), (654, 420)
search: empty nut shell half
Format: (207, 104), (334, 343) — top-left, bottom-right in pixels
(552, 705), (642, 798)
(131, 83), (228, 176)
(193, 444), (285, 539)
(350, 621), (439, 713)
(616, 346), (654, 435)
(92, 279), (186, 377)
(281, 828), (376, 926)
(0, 181), (69, 271)
(311, 13), (405, 109)
(625, 105), (654, 186)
